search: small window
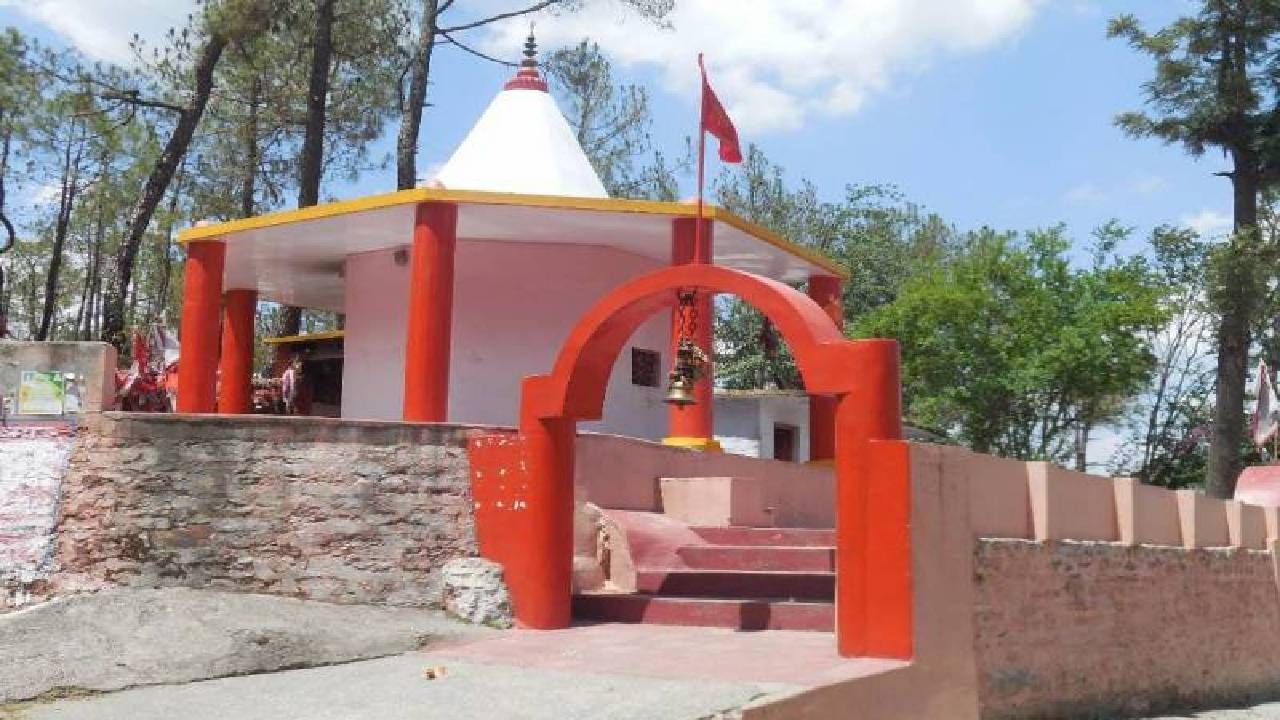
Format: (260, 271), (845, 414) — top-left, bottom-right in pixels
(631, 348), (660, 387)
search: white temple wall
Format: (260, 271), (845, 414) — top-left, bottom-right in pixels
(341, 240), (669, 440)
(342, 247), (412, 421)
(713, 393), (811, 463)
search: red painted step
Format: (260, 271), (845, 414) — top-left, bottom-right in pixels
(636, 569), (834, 600)
(690, 527), (836, 547)
(677, 545), (836, 572)
(573, 593), (834, 632)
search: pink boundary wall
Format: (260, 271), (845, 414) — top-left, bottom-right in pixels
(723, 443), (1280, 720)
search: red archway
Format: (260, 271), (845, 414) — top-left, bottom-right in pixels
(479, 264), (912, 659)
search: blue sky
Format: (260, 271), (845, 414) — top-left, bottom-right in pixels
(0, 0), (1232, 244)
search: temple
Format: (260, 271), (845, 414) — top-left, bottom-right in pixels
(13, 34), (1280, 720)
(175, 37), (848, 458)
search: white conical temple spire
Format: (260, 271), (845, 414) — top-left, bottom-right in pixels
(433, 32), (608, 199)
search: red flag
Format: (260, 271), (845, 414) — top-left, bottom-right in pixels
(700, 56), (742, 164)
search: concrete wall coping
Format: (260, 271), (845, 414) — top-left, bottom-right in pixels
(955, 444), (1276, 549)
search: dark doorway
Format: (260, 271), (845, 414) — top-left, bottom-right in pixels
(773, 423), (797, 462)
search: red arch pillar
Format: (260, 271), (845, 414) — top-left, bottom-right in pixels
(835, 339), (910, 659)
(808, 275), (843, 461)
(217, 289), (257, 414)
(403, 202), (457, 422)
(514, 380), (578, 629)
(664, 217), (717, 450)
(176, 240), (225, 413)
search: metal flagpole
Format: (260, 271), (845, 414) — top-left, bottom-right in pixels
(696, 53), (707, 252)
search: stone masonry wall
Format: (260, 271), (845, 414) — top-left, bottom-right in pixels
(973, 538), (1280, 719)
(49, 413), (486, 607)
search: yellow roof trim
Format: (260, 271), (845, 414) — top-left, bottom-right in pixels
(705, 208), (848, 280)
(263, 330), (346, 345)
(178, 188), (849, 280)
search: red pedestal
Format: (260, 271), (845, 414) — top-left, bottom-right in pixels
(217, 289), (257, 414)
(176, 241), (226, 414)
(403, 202), (458, 422)
(808, 275), (844, 461)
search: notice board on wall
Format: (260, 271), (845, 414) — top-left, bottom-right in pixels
(17, 371), (65, 415)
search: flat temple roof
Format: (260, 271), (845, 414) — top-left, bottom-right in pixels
(178, 188), (848, 311)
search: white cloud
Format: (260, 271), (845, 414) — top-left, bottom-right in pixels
(1064, 183), (1103, 204)
(478, 0), (1042, 134)
(11, 0), (197, 65)
(29, 181), (61, 208)
(1182, 209), (1232, 238)
(1131, 173), (1167, 195)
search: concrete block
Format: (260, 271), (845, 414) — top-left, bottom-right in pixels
(1176, 490), (1231, 548)
(0, 341), (116, 414)
(968, 452), (1032, 539)
(1027, 462), (1118, 541)
(659, 476), (774, 528)
(1113, 478), (1181, 546)
(1226, 500), (1268, 549)
(441, 557), (513, 628)
(1264, 505), (1280, 542)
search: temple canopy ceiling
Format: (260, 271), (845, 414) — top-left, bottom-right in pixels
(178, 189), (847, 312)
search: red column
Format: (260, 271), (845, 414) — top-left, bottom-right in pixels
(217, 289), (257, 414)
(403, 202), (458, 422)
(664, 217), (717, 450)
(808, 275), (844, 461)
(176, 240), (225, 413)
(834, 339), (910, 659)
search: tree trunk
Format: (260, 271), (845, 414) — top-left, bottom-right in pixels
(76, 179), (105, 339)
(281, 0), (338, 338)
(1205, 159), (1259, 498)
(396, 0), (439, 190)
(150, 164), (186, 326)
(1075, 420), (1090, 472)
(101, 33), (229, 349)
(298, 0), (335, 207)
(37, 120), (84, 341)
(240, 74), (261, 219)
(0, 121), (16, 339)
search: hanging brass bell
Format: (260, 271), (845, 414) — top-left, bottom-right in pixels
(664, 372), (698, 406)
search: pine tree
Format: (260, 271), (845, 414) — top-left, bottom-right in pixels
(1111, 1), (1280, 497)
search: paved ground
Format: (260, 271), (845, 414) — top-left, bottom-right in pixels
(1148, 706), (1280, 719)
(17, 590), (1270, 719)
(1, 591), (895, 719)
(9, 653), (776, 720)
(0, 588), (491, 704)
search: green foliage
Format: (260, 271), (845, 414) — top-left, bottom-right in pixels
(856, 226), (1168, 463)
(1108, 5), (1280, 160)
(1107, 226), (1216, 487)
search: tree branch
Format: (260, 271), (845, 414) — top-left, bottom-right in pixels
(100, 89), (187, 114)
(438, 30), (518, 67)
(436, 0), (563, 34)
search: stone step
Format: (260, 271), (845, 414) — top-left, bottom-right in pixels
(636, 569), (834, 600)
(676, 544), (835, 572)
(573, 593), (834, 632)
(690, 527), (836, 547)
